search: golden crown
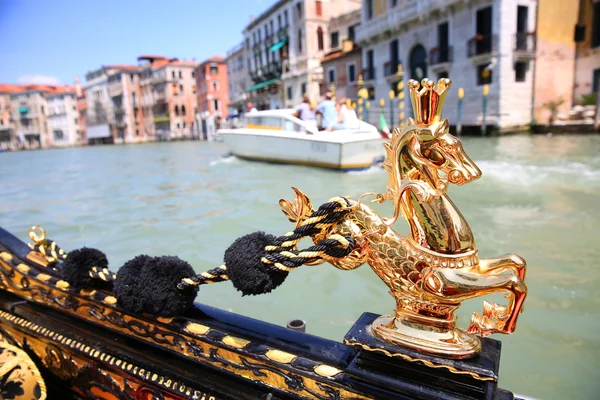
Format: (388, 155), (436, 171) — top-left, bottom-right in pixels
(408, 78), (451, 126)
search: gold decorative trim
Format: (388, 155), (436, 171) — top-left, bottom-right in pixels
(313, 365), (341, 378)
(344, 339), (495, 382)
(0, 256), (372, 400)
(0, 309), (214, 399)
(56, 280), (70, 289)
(103, 295), (117, 305)
(0, 252), (12, 261)
(222, 336), (250, 349)
(184, 322), (210, 335)
(265, 349), (297, 364)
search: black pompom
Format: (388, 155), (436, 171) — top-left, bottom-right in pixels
(224, 231), (288, 296)
(62, 247), (109, 289)
(114, 255), (198, 317)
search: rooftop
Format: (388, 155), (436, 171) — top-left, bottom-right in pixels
(244, 0), (288, 32)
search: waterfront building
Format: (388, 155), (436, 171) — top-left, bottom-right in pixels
(196, 56), (229, 120)
(226, 43), (249, 115)
(574, 0), (600, 102)
(138, 56), (199, 140)
(355, 0), (540, 131)
(320, 8), (362, 99)
(9, 85), (53, 148)
(85, 64), (141, 145)
(0, 84), (22, 149)
(46, 87), (80, 147)
(244, 0), (362, 110)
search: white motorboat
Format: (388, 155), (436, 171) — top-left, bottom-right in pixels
(216, 110), (386, 171)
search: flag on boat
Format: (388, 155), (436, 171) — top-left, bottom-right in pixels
(379, 113), (390, 139)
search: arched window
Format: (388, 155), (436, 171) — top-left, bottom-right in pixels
(317, 27), (324, 51)
(181, 105), (186, 116)
(174, 105), (179, 116)
(180, 84), (184, 93)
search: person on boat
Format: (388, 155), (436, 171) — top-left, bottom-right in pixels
(294, 94), (317, 130)
(332, 98), (360, 130)
(315, 92), (337, 131)
(246, 102), (258, 113)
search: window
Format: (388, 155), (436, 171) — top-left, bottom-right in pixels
(477, 64), (492, 85)
(172, 83), (178, 94)
(298, 29), (303, 53)
(177, 123), (180, 129)
(136, 129), (139, 136)
(53, 130), (64, 141)
(264, 25), (268, 38)
(301, 82), (307, 96)
(278, 15), (282, 29)
(182, 105), (186, 115)
(172, 71), (175, 78)
(390, 0), (398, 7)
(40, 106), (44, 114)
(593, 68), (600, 93)
(246, 38), (250, 50)
(180, 84), (184, 93)
(179, 71), (182, 79)
(213, 99), (220, 111)
(316, 0), (322, 17)
(174, 105), (180, 116)
(192, 71), (195, 78)
(317, 27), (324, 51)
(287, 86), (293, 100)
(210, 64), (218, 75)
(328, 68), (336, 85)
(212, 81), (219, 92)
(253, 32), (256, 46)
(593, 2), (600, 48)
(347, 63), (356, 83)
(348, 24), (357, 42)
(193, 85), (197, 94)
(515, 62), (527, 82)
(284, 10), (288, 26)
(330, 31), (339, 48)
(296, 3), (302, 18)
(270, 20), (274, 35)
(366, 0), (373, 20)
(183, 122), (186, 128)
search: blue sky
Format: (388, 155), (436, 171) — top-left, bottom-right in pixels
(0, 0), (270, 85)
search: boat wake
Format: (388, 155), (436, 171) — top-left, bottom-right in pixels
(210, 154), (238, 166)
(346, 165), (385, 175)
(477, 160), (600, 185)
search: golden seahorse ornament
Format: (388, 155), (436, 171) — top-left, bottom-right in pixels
(280, 78), (527, 359)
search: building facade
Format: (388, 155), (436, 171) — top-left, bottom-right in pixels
(244, 0), (362, 110)
(0, 85), (21, 149)
(46, 88), (80, 147)
(226, 43), (249, 115)
(196, 56), (229, 119)
(356, 0), (538, 131)
(320, 8), (362, 99)
(85, 65), (140, 145)
(10, 87), (50, 148)
(138, 56), (199, 140)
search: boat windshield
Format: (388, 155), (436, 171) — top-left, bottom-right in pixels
(246, 115), (312, 133)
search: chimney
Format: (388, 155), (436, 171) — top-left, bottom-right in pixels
(74, 77), (82, 97)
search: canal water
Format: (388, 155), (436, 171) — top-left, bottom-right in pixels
(1, 135), (599, 400)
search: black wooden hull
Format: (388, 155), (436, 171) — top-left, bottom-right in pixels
(0, 226), (518, 399)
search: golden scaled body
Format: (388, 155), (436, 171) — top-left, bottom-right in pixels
(280, 78), (527, 359)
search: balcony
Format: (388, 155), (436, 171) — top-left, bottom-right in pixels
(108, 82), (123, 97)
(277, 27), (288, 40)
(430, 46), (453, 72)
(113, 106), (125, 116)
(467, 34), (498, 64)
(362, 67), (376, 81)
(514, 32), (536, 60)
(154, 91), (167, 103)
(356, 0), (460, 44)
(153, 114), (170, 124)
(384, 61), (402, 78)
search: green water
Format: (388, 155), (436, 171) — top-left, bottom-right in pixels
(1, 135), (599, 399)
